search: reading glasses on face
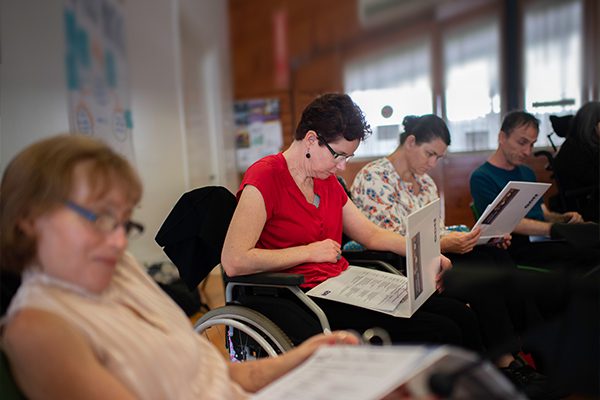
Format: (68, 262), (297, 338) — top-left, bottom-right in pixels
(315, 132), (354, 163)
(64, 200), (144, 238)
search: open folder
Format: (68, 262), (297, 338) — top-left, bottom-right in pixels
(473, 181), (551, 245)
(252, 345), (523, 400)
(306, 199), (441, 318)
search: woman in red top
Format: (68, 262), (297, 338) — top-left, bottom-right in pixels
(222, 93), (483, 349)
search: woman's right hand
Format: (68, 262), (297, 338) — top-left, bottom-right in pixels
(305, 239), (342, 263)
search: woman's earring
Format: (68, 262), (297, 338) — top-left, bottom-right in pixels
(305, 152), (311, 159)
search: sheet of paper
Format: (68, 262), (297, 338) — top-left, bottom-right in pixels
(472, 181), (551, 244)
(252, 345), (431, 400)
(253, 345), (522, 400)
(405, 199), (440, 314)
(306, 266), (408, 313)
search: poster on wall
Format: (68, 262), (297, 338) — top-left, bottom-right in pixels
(234, 98), (283, 172)
(64, 0), (135, 163)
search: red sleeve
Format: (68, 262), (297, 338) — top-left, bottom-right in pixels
(238, 157), (279, 220)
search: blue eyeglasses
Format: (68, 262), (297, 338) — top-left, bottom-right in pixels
(315, 132), (354, 162)
(64, 201), (144, 238)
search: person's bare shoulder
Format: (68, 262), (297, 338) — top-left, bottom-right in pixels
(3, 308), (127, 400)
(4, 308), (74, 349)
(3, 308), (88, 380)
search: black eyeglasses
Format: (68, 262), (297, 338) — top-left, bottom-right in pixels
(315, 132), (353, 162)
(64, 200), (144, 239)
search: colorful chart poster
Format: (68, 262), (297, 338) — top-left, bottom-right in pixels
(234, 98), (283, 172)
(64, 0), (135, 162)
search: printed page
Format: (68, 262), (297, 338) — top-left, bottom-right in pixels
(306, 266), (408, 313)
(254, 345), (521, 400)
(252, 345), (432, 400)
(472, 181), (551, 244)
(405, 199), (440, 315)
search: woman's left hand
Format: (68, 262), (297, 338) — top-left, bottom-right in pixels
(294, 331), (361, 363)
(435, 255), (452, 292)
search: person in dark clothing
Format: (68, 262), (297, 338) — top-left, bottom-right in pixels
(552, 101), (600, 223)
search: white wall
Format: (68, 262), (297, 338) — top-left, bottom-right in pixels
(178, 0), (238, 191)
(0, 0), (237, 266)
(1, 0), (70, 165)
(124, 0), (189, 264)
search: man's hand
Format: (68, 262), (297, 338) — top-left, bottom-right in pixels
(441, 228), (481, 254)
(562, 211), (583, 224)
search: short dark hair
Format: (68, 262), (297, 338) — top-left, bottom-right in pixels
(569, 101), (600, 148)
(501, 111), (539, 136)
(400, 114), (451, 146)
(294, 93), (371, 143)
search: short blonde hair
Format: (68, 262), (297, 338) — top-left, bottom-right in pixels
(0, 134), (143, 273)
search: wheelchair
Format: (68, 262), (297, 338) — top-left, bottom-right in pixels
(156, 186), (405, 362)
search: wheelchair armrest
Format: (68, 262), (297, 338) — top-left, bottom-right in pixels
(224, 272), (305, 286)
(563, 185), (597, 199)
(550, 222), (599, 248)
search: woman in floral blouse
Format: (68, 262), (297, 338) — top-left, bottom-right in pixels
(351, 115), (553, 400)
(351, 115), (480, 251)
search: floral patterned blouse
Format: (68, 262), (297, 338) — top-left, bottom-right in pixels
(351, 157), (440, 236)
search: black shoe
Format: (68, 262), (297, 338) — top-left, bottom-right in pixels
(500, 359), (562, 400)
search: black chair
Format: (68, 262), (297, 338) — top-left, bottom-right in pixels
(0, 274), (25, 399)
(0, 350), (25, 400)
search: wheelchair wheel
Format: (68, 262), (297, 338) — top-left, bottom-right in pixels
(195, 305), (293, 362)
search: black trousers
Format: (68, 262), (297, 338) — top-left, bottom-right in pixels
(442, 246), (543, 358)
(312, 294), (484, 353)
(509, 234), (600, 272)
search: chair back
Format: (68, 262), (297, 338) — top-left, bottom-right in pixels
(156, 186), (237, 290)
(0, 350), (25, 400)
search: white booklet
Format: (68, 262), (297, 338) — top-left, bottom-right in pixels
(252, 345), (522, 400)
(473, 181), (551, 245)
(306, 199), (441, 318)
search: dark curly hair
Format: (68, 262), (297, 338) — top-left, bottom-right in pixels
(294, 93), (372, 143)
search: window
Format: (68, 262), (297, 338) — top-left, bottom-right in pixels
(345, 40), (432, 158)
(524, 0), (582, 147)
(444, 19), (501, 152)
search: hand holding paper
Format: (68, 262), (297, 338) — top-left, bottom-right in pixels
(441, 229), (481, 254)
(472, 181), (551, 245)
